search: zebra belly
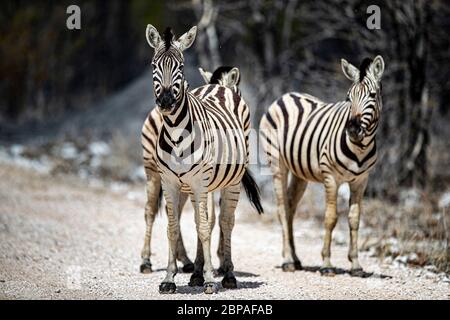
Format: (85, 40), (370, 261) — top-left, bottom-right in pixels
(283, 148), (324, 183)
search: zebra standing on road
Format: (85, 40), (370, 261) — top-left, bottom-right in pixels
(140, 66), (244, 275)
(145, 24), (263, 294)
(260, 56), (385, 275)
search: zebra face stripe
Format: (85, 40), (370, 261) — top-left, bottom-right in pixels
(152, 51), (185, 114)
(346, 78), (382, 142)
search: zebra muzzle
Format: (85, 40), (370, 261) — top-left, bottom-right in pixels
(156, 90), (177, 113)
(346, 116), (365, 141)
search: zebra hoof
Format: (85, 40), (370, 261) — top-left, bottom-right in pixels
(204, 282), (218, 294)
(221, 272), (237, 289)
(350, 268), (366, 277)
(295, 260), (303, 270)
(140, 259), (152, 274)
(188, 272), (204, 287)
(216, 267), (226, 276)
(320, 267), (336, 277)
(159, 282), (176, 294)
(281, 263), (296, 272)
(182, 262), (195, 273)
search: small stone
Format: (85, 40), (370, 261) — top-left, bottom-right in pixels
(438, 192), (450, 208)
(88, 141), (110, 157)
(394, 255), (408, 264)
(60, 142), (78, 160)
(424, 265), (437, 272)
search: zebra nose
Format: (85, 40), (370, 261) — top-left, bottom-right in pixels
(346, 115), (364, 141)
(156, 88), (176, 109)
(348, 115), (361, 128)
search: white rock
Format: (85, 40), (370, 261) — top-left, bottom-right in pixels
(129, 166), (146, 182)
(394, 255), (408, 264)
(88, 142), (110, 157)
(89, 156), (102, 168)
(60, 143), (78, 160)
(333, 232), (346, 245)
(399, 188), (421, 209)
(424, 265), (437, 272)
(10, 144), (24, 157)
(383, 256), (393, 264)
(385, 237), (400, 255)
(407, 252), (419, 263)
(438, 192), (450, 209)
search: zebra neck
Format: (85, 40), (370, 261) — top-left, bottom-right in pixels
(161, 93), (193, 144)
(344, 129), (376, 156)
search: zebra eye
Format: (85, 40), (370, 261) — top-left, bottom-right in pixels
(179, 64), (184, 72)
(346, 96), (351, 102)
(369, 92), (376, 98)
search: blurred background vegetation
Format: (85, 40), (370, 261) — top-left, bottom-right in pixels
(0, 0), (449, 273)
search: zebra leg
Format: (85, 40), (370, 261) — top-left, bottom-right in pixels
(218, 183), (239, 289)
(216, 225), (225, 275)
(273, 165), (297, 272)
(192, 191), (217, 294)
(348, 177), (368, 276)
(320, 175), (338, 276)
(159, 183), (181, 294)
(189, 236), (205, 286)
(140, 173), (161, 274)
(189, 193), (215, 286)
(287, 175), (308, 270)
(176, 193), (195, 273)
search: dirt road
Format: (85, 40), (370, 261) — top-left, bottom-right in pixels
(0, 162), (448, 300)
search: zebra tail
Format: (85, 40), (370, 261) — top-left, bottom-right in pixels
(241, 169), (264, 214)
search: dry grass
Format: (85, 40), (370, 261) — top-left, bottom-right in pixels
(257, 181), (449, 275)
(362, 198), (449, 274)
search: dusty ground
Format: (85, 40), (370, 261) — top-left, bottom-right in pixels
(0, 162), (449, 300)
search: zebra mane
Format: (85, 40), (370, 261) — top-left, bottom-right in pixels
(163, 27), (175, 51)
(359, 58), (373, 82)
(210, 66), (240, 85)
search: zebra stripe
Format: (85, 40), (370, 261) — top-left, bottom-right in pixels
(260, 56), (385, 274)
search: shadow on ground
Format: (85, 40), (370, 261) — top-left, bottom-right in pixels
(176, 281), (266, 295)
(275, 265), (392, 279)
(148, 269), (259, 278)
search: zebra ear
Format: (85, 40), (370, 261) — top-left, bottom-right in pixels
(146, 24), (161, 49)
(177, 26), (197, 51)
(370, 55), (385, 82)
(199, 68), (212, 84)
(227, 67), (240, 87)
(341, 59), (359, 82)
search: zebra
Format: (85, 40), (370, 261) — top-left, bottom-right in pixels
(139, 66), (243, 275)
(145, 24), (263, 294)
(260, 56), (385, 275)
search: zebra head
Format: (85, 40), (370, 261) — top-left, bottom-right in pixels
(198, 66), (241, 91)
(341, 55), (385, 142)
(146, 25), (197, 115)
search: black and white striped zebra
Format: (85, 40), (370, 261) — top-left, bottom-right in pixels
(139, 66), (243, 275)
(260, 56), (385, 275)
(145, 24), (263, 294)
